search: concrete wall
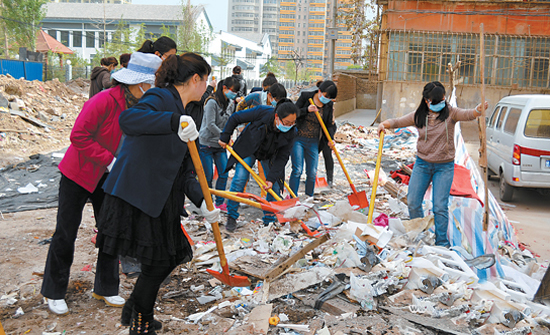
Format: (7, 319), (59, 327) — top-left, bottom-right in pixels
(381, 81), (550, 141)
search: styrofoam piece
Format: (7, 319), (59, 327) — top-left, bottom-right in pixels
(388, 217), (406, 236)
(355, 223), (394, 248)
(525, 301), (550, 318)
(500, 264), (540, 300)
(405, 257), (449, 291)
(497, 279), (532, 303)
(471, 282), (531, 326)
(420, 245), (478, 284)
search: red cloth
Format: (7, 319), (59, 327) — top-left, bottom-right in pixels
(451, 164), (484, 206)
(58, 86), (126, 193)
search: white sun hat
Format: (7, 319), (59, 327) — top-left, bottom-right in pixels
(111, 52), (162, 85)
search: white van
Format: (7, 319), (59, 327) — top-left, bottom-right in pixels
(486, 94), (550, 202)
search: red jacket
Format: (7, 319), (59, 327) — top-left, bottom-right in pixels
(59, 86), (126, 193)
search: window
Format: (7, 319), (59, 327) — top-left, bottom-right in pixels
(99, 32), (105, 48)
(488, 106), (502, 128)
(298, 23), (300, 28)
(504, 108), (522, 134)
(73, 31), (82, 47)
(48, 30), (57, 39)
(60, 31), (69, 46)
(86, 31), (95, 48)
(496, 107), (508, 130)
(525, 109), (550, 139)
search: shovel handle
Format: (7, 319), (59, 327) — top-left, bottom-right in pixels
(187, 140), (228, 267)
(225, 145), (282, 201)
(309, 98), (355, 191)
(367, 132), (384, 224)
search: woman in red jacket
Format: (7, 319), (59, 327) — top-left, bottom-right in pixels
(40, 52), (163, 315)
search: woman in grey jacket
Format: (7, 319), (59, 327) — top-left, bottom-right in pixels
(198, 76), (241, 210)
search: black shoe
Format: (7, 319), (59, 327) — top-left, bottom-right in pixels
(226, 217), (237, 232)
(122, 297), (162, 330)
(327, 179), (333, 188)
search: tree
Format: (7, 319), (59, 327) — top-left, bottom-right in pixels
(2, 0), (47, 54)
(91, 20), (145, 66)
(260, 56), (283, 77)
(339, 0), (379, 71)
(282, 52), (312, 84)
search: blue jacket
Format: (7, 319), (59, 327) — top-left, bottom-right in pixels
(102, 85), (203, 218)
(220, 105), (296, 184)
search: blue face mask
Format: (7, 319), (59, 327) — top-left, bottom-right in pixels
(225, 91), (237, 100)
(319, 94), (331, 105)
(276, 118), (293, 133)
(271, 100), (277, 107)
(429, 100), (446, 112)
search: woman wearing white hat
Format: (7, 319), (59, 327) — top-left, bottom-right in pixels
(40, 52), (163, 316)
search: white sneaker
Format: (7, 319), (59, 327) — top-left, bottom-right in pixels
(45, 298), (69, 315)
(92, 292), (125, 307)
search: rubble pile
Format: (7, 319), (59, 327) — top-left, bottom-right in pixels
(0, 75), (88, 165)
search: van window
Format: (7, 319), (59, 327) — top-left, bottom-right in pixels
(524, 109), (550, 139)
(496, 106), (508, 130)
(504, 108), (522, 134)
(488, 106), (501, 128)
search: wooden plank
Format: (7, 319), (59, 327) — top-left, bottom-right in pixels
(229, 255), (270, 279)
(297, 295), (360, 316)
(263, 234), (330, 282)
(479, 23), (490, 232)
(380, 307), (470, 335)
(246, 304), (272, 335)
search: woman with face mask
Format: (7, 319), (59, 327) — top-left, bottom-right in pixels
(95, 53), (220, 334)
(289, 80), (338, 196)
(378, 81), (488, 248)
(218, 93), (298, 232)
(198, 76), (241, 211)
(89, 57), (119, 98)
(40, 52), (162, 316)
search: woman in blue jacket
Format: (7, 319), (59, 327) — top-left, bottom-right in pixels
(96, 53), (219, 334)
(219, 95), (298, 232)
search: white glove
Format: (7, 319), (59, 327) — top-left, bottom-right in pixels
(106, 157), (116, 172)
(178, 115), (199, 142)
(200, 200), (220, 224)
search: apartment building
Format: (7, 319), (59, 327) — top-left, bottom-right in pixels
(277, 0), (352, 80)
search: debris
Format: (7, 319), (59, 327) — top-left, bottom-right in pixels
(246, 304), (272, 334)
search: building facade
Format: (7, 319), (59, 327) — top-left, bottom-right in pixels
(277, 0), (353, 80)
(377, 0), (550, 119)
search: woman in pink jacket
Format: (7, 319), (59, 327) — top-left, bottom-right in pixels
(40, 53), (162, 315)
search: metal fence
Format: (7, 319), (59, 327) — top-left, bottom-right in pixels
(0, 59), (43, 81)
(44, 65), (91, 82)
(386, 30), (550, 88)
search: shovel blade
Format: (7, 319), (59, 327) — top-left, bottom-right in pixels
(315, 177), (330, 191)
(206, 265), (250, 287)
(348, 190), (369, 209)
(269, 197), (299, 212)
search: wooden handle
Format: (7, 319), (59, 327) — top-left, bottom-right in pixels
(309, 98), (355, 189)
(187, 140), (227, 266)
(225, 145), (282, 201)
(367, 132), (384, 224)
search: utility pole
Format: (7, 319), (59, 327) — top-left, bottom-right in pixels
(328, 0), (338, 79)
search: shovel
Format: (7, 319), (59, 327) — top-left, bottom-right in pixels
(186, 135), (250, 287)
(309, 98), (369, 209)
(367, 131), (384, 223)
(283, 181), (322, 238)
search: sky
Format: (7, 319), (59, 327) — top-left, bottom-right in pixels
(132, 0), (228, 32)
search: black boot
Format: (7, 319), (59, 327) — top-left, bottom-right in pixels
(130, 308), (157, 334)
(226, 217), (236, 232)
(122, 298), (162, 330)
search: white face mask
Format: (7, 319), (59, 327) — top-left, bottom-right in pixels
(139, 85), (146, 95)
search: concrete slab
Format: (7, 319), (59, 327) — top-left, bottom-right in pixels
(336, 109), (377, 127)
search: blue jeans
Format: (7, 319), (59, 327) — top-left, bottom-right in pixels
(199, 145), (228, 206)
(289, 137), (319, 196)
(408, 156), (455, 247)
(226, 155), (281, 223)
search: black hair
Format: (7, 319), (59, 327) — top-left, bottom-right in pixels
(155, 52), (211, 88)
(414, 81), (449, 128)
(119, 53), (131, 68)
(214, 76), (240, 113)
(274, 98), (298, 119)
(100, 57), (118, 67)
(266, 83), (286, 101)
(317, 80), (338, 99)
(232, 66), (242, 74)
(262, 72), (277, 88)
(137, 36), (177, 56)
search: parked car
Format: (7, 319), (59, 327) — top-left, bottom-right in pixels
(486, 94), (550, 201)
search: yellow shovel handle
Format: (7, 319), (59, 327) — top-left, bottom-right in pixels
(367, 132), (384, 224)
(308, 98), (356, 191)
(225, 145), (282, 201)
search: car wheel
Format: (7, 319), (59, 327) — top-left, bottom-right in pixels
(499, 171), (514, 202)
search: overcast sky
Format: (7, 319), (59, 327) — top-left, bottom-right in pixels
(132, 0), (227, 32)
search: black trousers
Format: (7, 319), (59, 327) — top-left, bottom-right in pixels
(322, 145), (334, 182)
(131, 264), (176, 313)
(41, 173), (119, 299)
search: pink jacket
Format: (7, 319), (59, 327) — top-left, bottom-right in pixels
(59, 86), (126, 193)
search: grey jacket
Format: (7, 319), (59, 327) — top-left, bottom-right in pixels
(199, 98), (235, 148)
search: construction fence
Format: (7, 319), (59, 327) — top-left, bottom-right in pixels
(385, 30), (550, 89)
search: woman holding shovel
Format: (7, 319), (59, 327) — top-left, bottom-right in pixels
(95, 53), (220, 334)
(218, 94), (298, 232)
(289, 80), (338, 196)
(377, 81), (488, 248)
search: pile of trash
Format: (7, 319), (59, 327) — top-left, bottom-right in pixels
(0, 74), (88, 165)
